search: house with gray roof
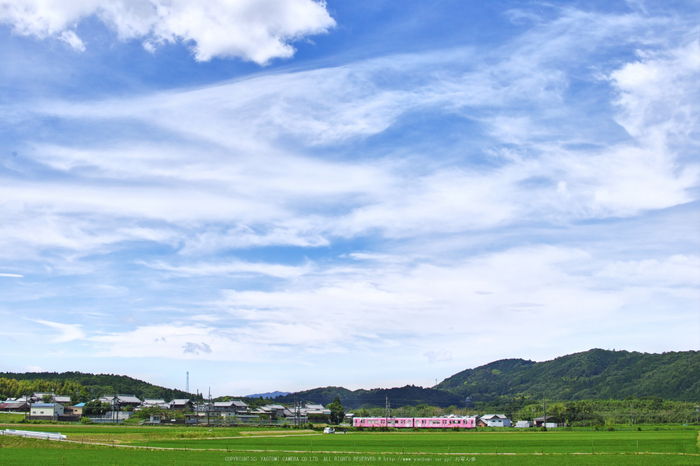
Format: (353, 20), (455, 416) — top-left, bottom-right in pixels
(30, 402), (64, 420)
(99, 395), (142, 409)
(480, 414), (512, 427)
(213, 400), (248, 414)
(170, 399), (193, 411)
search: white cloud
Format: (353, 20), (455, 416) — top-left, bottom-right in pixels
(16, 28), (694, 244)
(424, 350), (452, 364)
(182, 342), (212, 355)
(0, 273), (23, 277)
(58, 30), (84, 51)
(1, 34), (695, 264)
(2, 4), (698, 386)
(143, 260), (312, 279)
(0, 0), (335, 64)
(91, 323), (219, 359)
(609, 40), (700, 143)
(85, 245), (700, 363)
(596, 255), (700, 287)
(29, 318), (85, 343)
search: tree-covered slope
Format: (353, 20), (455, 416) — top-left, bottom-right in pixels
(437, 349), (700, 402)
(274, 385), (463, 409)
(0, 371), (199, 401)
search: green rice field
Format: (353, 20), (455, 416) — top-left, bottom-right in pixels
(1, 425), (698, 465)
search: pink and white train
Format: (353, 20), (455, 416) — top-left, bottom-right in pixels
(353, 417), (476, 429)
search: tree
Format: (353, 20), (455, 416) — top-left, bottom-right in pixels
(42, 394), (53, 403)
(327, 396), (345, 425)
(83, 400), (110, 416)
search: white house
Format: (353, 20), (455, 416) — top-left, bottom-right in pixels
(140, 399), (170, 409)
(170, 399), (193, 410)
(481, 414), (512, 427)
(213, 400), (248, 414)
(30, 403), (65, 418)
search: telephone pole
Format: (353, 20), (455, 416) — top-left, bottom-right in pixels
(385, 396), (391, 427)
(543, 395), (546, 428)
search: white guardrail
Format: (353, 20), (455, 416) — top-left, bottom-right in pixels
(2, 429), (67, 440)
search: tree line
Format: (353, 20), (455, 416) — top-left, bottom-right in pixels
(0, 373), (201, 402)
(350, 397), (700, 426)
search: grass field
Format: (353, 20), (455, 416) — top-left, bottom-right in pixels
(0, 413), (25, 423)
(1, 425), (698, 465)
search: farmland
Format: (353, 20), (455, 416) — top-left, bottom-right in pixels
(1, 425), (699, 465)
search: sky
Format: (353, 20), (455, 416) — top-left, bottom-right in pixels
(0, 0), (698, 397)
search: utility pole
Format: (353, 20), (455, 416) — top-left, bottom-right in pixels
(543, 395), (546, 428)
(630, 403), (633, 425)
(207, 387), (211, 426)
(385, 396), (390, 427)
(294, 394), (298, 426)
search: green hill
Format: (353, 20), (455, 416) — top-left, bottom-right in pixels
(276, 350), (698, 409)
(437, 349), (700, 403)
(3, 349), (696, 408)
(273, 385), (462, 409)
(0, 371), (200, 401)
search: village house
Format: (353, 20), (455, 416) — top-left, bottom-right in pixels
(29, 402), (65, 420)
(170, 399), (194, 411)
(534, 416), (560, 428)
(480, 414), (512, 427)
(212, 400), (248, 415)
(140, 399), (170, 409)
(99, 395), (142, 410)
(65, 402), (85, 416)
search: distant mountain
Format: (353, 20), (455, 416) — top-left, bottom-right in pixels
(246, 391), (290, 399)
(274, 385), (462, 409)
(273, 349), (699, 409)
(437, 349), (700, 403)
(3, 349), (696, 408)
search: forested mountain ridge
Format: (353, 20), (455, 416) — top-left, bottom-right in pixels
(2, 349), (697, 406)
(437, 349), (700, 403)
(273, 385), (463, 409)
(0, 371), (199, 401)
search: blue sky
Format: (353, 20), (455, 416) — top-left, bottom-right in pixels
(0, 0), (698, 397)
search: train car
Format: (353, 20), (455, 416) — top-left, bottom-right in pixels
(413, 417), (475, 429)
(353, 417), (475, 429)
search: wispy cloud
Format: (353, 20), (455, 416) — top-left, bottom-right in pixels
(29, 319), (85, 343)
(182, 342), (212, 355)
(1, 2), (698, 392)
(142, 260), (312, 279)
